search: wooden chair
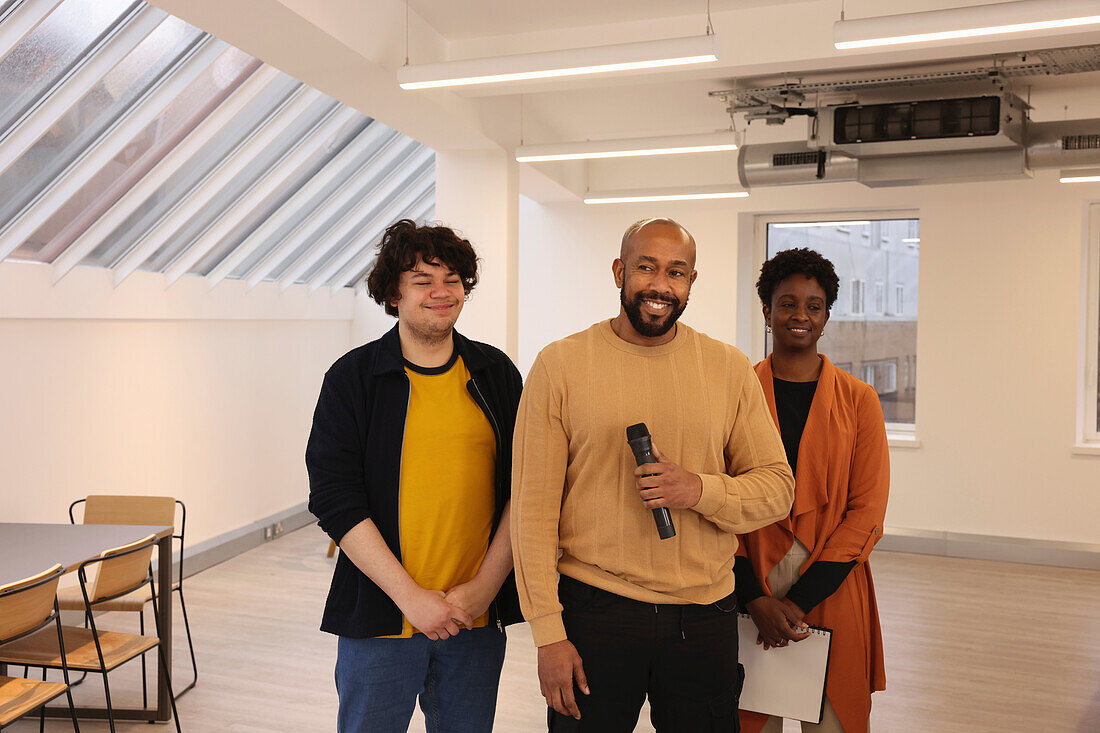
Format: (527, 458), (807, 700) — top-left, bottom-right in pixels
(62, 495), (198, 700)
(0, 564), (79, 731)
(0, 536), (182, 733)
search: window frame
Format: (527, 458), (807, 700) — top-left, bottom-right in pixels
(750, 209), (921, 446)
(1077, 202), (1100, 451)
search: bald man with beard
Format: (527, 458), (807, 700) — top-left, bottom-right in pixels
(510, 218), (795, 732)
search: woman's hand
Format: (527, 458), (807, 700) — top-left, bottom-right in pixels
(746, 596), (811, 650)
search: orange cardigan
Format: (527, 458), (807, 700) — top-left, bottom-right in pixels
(738, 355), (889, 733)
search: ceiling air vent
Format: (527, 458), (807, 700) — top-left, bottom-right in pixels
(773, 151), (821, 166)
(1062, 134), (1100, 150)
(834, 96), (1001, 144)
(813, 93), (1026, 158)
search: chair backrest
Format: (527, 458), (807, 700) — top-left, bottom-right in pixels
(84, 535), (157, 605)
(81, 495), (176, 527)
(0, 564), (63, 644)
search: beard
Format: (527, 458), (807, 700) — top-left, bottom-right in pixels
(620, 288), (688, 338)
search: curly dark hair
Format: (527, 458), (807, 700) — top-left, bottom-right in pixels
(366, 219), (479, 317)
(756, 247), (840, 310)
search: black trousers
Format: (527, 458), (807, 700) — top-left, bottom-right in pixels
(548, 576), (744, 733)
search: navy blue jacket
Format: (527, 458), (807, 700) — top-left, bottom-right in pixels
(306, 324), (524, 637)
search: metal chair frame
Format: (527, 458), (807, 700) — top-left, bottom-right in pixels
(68, 498), (198, 700)
(73, 536), (182, 733)
(0, 565), (79, 732)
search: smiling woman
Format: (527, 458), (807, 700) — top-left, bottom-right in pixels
(736, 247), (890, 733)
(764, 217), (920, 428)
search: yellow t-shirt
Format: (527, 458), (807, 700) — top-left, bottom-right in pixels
(386, 354), (496, 638)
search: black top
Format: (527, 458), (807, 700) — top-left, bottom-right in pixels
(306, 324), (524, 637)
(773, 377), (817, 473)
(734, 374), (854, 614)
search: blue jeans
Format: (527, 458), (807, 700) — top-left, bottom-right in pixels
(335, 625), (507, 733)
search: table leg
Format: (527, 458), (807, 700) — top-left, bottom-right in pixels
(156, 532), (173, 722)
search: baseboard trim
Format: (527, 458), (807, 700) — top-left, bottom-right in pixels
(880, 527), (1100, 570)
(175, 511), (1099, 578)
(182, 503), (316, 578)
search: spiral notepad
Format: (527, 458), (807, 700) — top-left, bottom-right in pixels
(737, 613), (833, 723)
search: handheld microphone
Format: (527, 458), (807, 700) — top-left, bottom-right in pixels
(626, 422), (676, 540)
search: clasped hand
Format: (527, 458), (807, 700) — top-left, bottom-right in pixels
(746, 596), (810, 650)
(635, 444), (703, 510)
(400, 578), (495, 641)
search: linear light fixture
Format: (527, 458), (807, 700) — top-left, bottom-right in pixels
(398, 34), (720, 90)
(902, 237), (921, 243)
(583, 185), (748, 205)
(1060, 167), (1100, 183)
(771, 221), (871, 228)
(834, 0), (1100, 50)
(516, 131), (737, 163)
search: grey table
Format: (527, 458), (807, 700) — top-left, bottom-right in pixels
(0, 522), (175, 723)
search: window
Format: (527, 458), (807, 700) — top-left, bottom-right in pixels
(0, 0), (435, 291)
(850, 278), (865, 315)
(764, 215), (919, 428)
(861, 359), (898, 394)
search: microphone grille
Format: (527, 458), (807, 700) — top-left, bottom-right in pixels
(626, 423), (649, 441)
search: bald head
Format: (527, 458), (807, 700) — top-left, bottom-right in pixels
(620, 217), (696, 267)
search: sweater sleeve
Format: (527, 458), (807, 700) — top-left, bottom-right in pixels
(306, 366), (370, 544)
(691, 363), (795, 534)
(817, 384), (890, 564)
(510, 355), (571, 647)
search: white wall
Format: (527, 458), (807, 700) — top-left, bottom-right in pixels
(435, 149), (520, 359)
(0, 262), (356, 548)
(518, 172), (1100, 547)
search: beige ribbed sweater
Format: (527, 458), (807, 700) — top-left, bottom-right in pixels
(511, 320), (794, 646)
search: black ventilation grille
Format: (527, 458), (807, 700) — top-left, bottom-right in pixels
(773, 152), (821, 166)
(834, 96), (1001, 145)
(1062, 134), (1100, 150)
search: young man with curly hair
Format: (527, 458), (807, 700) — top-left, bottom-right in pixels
(306, 219), (523, 733)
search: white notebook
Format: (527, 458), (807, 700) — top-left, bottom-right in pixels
(737, 613), (833, 723)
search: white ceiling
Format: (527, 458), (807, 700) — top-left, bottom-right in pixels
(150, 0), (1100, 199)
(409, 0), (803, 40)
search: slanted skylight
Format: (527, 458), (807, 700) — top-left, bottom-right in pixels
(0, 0), (434, 291)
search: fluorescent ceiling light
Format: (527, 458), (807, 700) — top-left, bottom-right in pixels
(771, 221), (870, 228)
(1060, 167), (1100, 183)
(399, 34), (720, 90)
(902, 237), (921, 243)
(516, 132), (737, 162)
(834, 0), (1100, 50)
(583, 185), (748, 205)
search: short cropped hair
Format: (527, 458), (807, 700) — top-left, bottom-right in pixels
(366, 219), (479, 317)
(756, 247), (840, 310)
(621, 217), (689, 251)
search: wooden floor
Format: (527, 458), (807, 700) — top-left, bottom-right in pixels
(9, 524), (1099, 732)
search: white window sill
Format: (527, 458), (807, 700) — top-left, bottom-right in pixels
(888, 433), (921, 449)
(1071, 442), (1100, 457)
